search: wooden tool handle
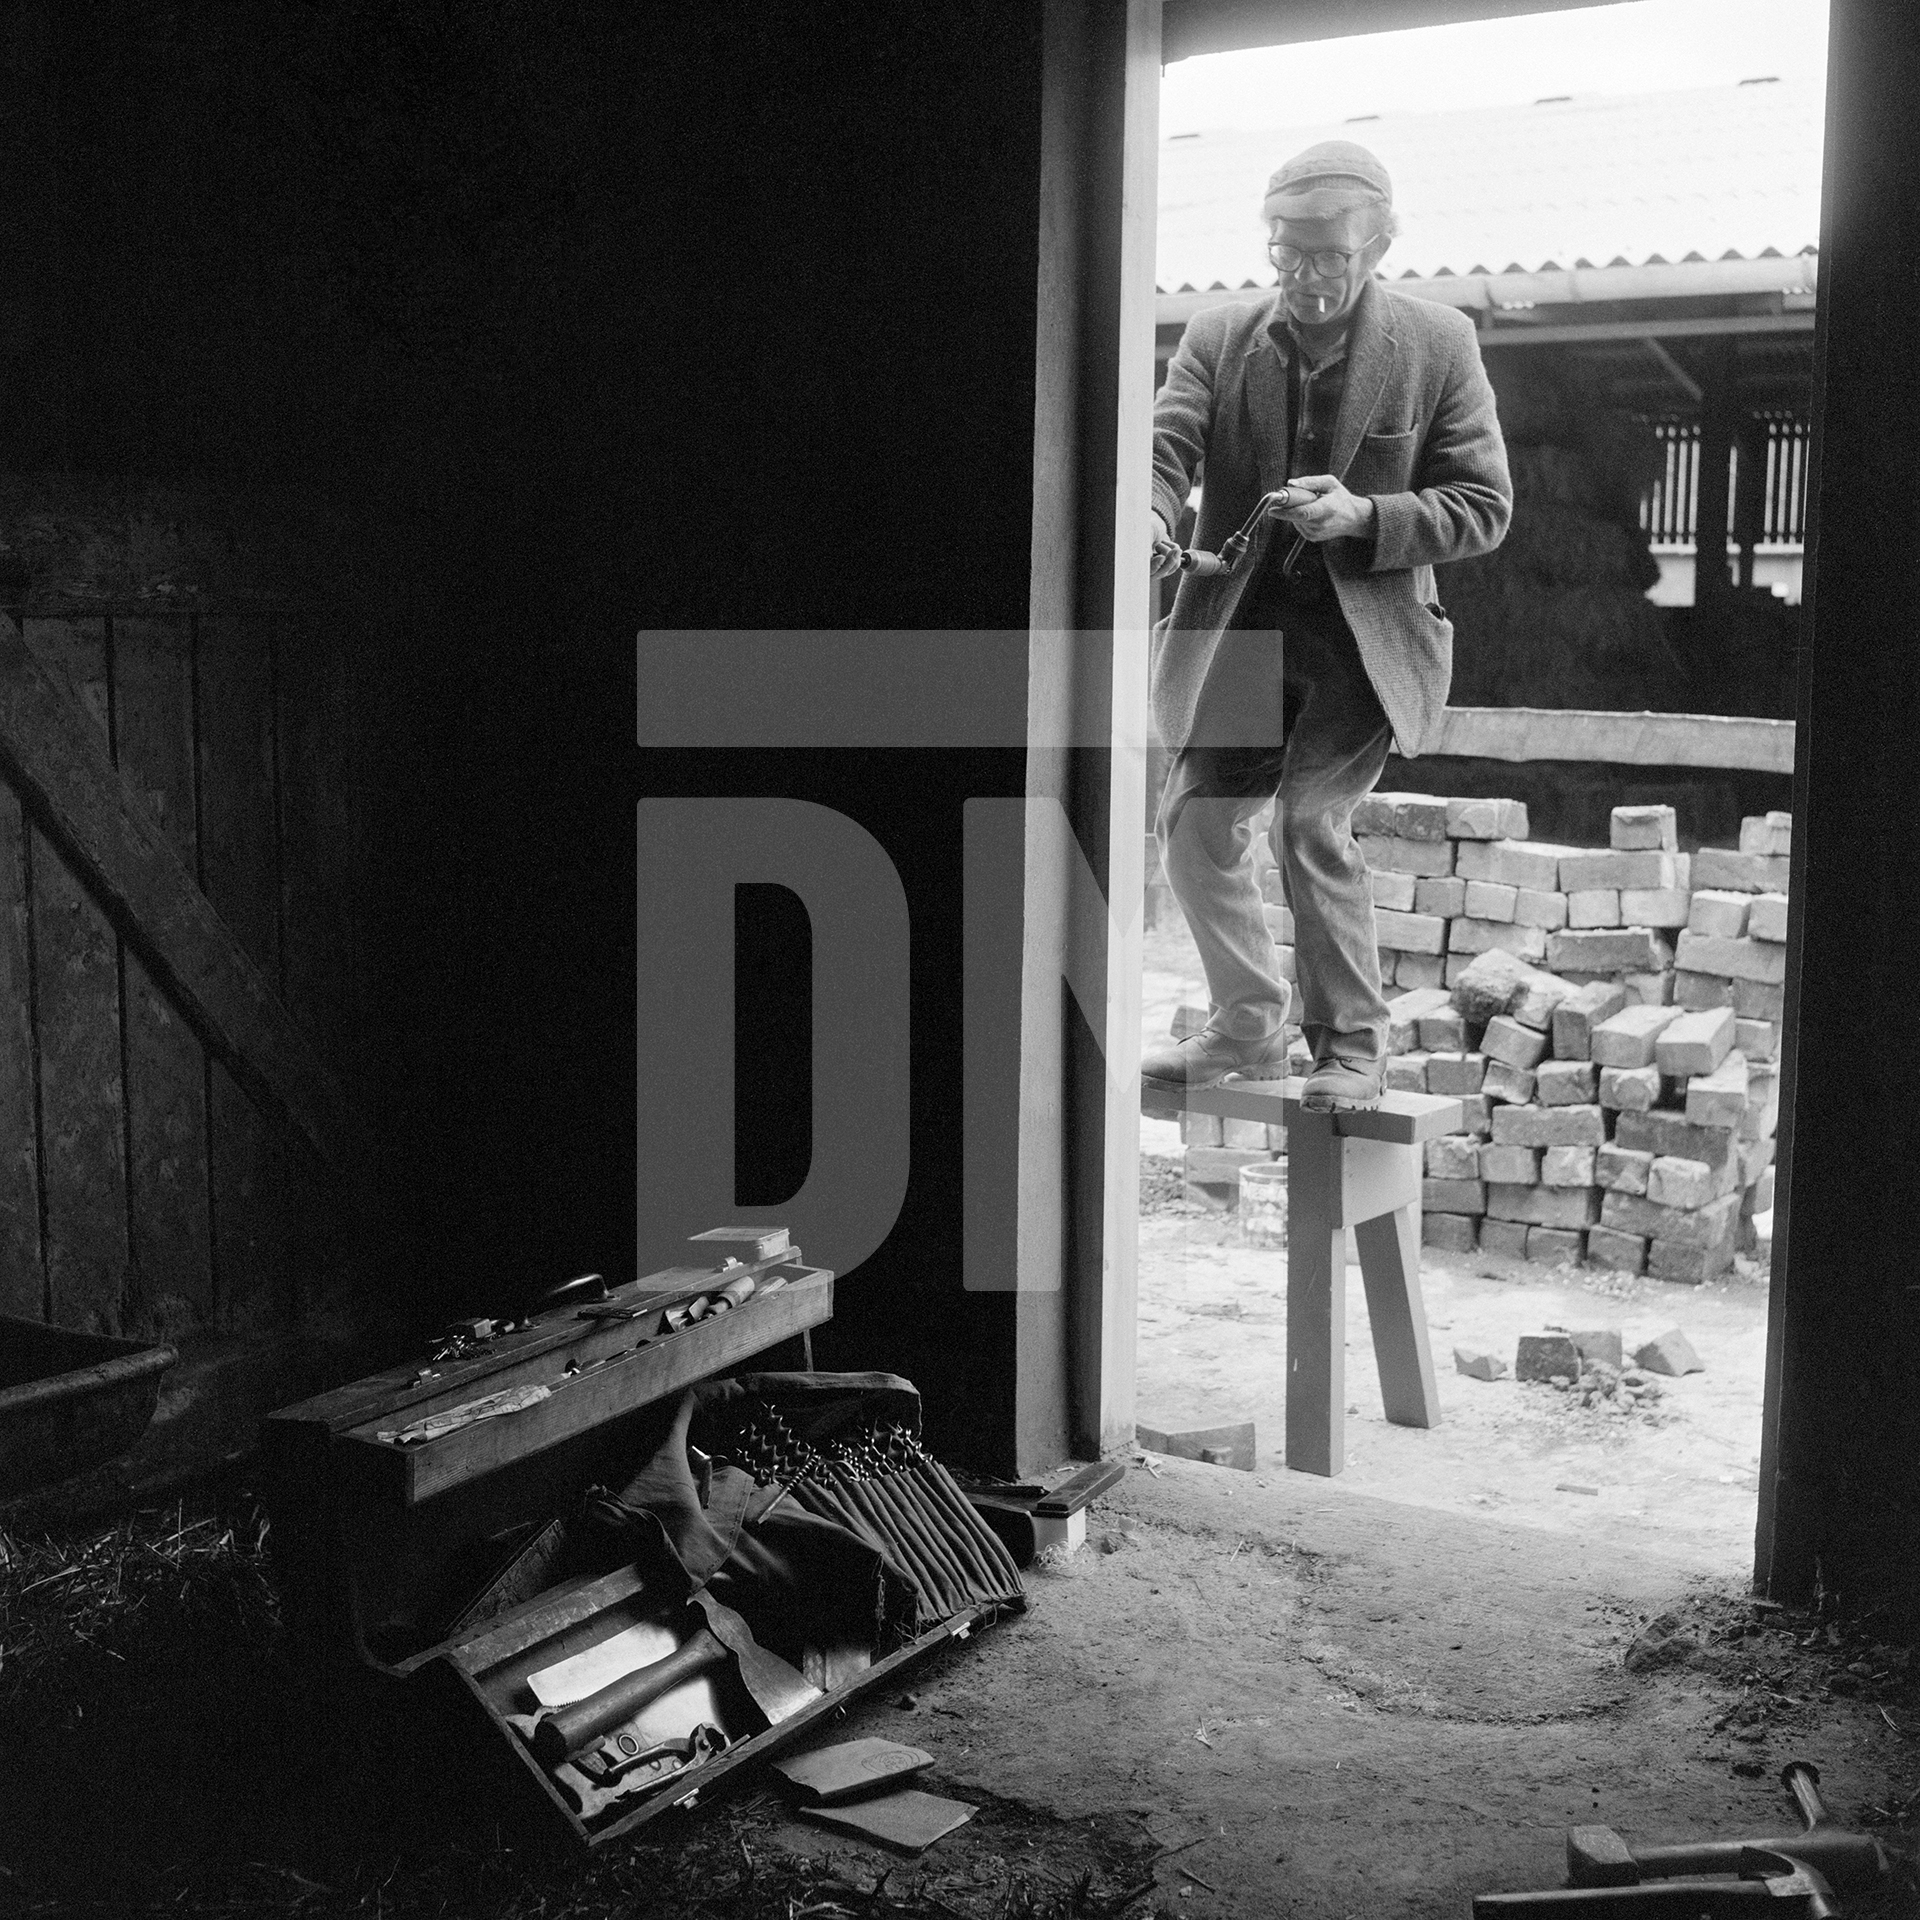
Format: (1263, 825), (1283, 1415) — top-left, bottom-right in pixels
(531, 1627), (726, 1766)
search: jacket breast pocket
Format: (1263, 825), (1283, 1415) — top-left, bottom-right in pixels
(1355, 429), (1418, 487)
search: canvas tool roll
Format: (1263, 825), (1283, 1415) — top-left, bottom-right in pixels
(581, 1373), (1025, 1661)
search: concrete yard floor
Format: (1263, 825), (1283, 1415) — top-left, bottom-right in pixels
(797, 1457), (1920, 1919)
(1137, 919), (1770, 1575)
(1135, 1208), (1769, 1573)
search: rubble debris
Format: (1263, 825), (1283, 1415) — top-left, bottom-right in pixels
(1453, 1347), (1508, 1380)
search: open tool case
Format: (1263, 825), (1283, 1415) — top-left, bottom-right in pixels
(262, 1230), (1025, 1848)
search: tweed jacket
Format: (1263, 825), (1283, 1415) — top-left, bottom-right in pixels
(1150, 277), (1511, 757)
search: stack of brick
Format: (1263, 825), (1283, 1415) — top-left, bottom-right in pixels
(1348, 798), (1792, 1281)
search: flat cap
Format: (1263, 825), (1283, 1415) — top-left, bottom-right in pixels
(1262, 140), (1393, 221)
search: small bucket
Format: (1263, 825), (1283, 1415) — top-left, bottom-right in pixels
(1239, 1159), (1287, 1247)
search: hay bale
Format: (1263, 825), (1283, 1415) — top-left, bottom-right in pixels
(1437, 568), (1687, 709)
(1496, 500), (1661, 593)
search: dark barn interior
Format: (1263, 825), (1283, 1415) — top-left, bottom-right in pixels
(2, 0), (1920, 1913)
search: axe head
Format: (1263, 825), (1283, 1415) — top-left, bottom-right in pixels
(1568, 1826), (1640, 1887)
(690, 1590), (824, 1726)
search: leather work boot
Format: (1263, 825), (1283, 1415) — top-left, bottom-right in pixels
(1300, 1053), (1384, 1112)
(1140, 1026), (1291, 1092)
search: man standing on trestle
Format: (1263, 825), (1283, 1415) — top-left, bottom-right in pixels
(1142, 140), (1511, 1112)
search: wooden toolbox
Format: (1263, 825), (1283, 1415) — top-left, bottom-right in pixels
(261, 1231), (1019, 1848)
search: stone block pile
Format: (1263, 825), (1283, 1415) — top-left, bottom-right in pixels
(1174, 799), (1791, 1264)
(1356, 797), (1788, 1280)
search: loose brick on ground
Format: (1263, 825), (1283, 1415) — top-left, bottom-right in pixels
(1398, 951), (1447, 991)
(1182, 1109), (1225, 1146)
(1423, 1177), (1487, 1216)
(1370, 868), (1418, 911)
(1452, 1345), (1506, 1379)
(1748, 893), (1789, 942)
(1424, 1212), (1479, 1254)
(1686, 1050), (1750, 1129)
(1635, 1328), (1706, 1374)
(1419, 1007), (1467, 1051)
(1621, 886), (1691, 929)
(1527, 1226), (1585, 1264)
(1482, 1060), (1538, 1105)
(1426, 1051), (1487, 1095)
(1426, 1135), (1482, 1180)
(1596, 1144), (1654, 1194)
(1352, 793), (1406, 836)
(1541, 1145), (1597, 1187)
(1491, 1103), (1608, 1148)
(1378, 908), (1447, 955)
(1654, 1005), (1737, 1076)
(1479, 1218), (1531, 1259)
(1552, 980), (1631, 1059)
(1548, 927), (1672, 974)
(1590, 1003), (1685, 1068)
(1586, 1225), (1648, 1273)
(1598, 1064), (1662, 1112)
(1415, 875), (1467, 919)
(1536, 1058), (1598, 1106)
(1479, 1143), (1541, 1184)
(1456, 1093), (1494, 1137)
(1486, 1182), (1601, 1228)
(1749, 1166), (1776, 1213)
(1646, 1154), (1717, 1209)
(1463, 879), (1519, 922)
(1692, 847), (1791, 893)
(1569, 1329), (1624, 1368)
(1515, 1332), (1582, 1381)
(1611, 804), (1677, 851)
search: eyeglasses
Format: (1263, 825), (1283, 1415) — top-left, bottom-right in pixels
(1267, 239), (1377, 277)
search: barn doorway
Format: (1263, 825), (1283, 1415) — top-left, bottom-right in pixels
(1134, 0), (1822, 1580)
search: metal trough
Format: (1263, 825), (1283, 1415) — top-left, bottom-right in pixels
(0, 1315), (179, 1504)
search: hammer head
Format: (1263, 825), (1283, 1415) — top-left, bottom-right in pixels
(1567, 1826), (1640, 1887)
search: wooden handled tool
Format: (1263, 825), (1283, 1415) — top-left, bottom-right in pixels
(531, 1628), (727, 1767)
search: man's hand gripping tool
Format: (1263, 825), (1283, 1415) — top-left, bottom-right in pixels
(1473, 1763), (1892, 1919)
(1157, 486), (1312, 578)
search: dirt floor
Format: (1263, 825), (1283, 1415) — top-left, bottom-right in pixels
(1138, 922), (1770, 1573)
(3, 1476), (1918, 1920)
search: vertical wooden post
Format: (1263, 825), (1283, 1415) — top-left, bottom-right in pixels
(1733, 415), (1768, 593)
(1694, 340), (1737, 616)
(1025, 0), (1160, 1469)
(1284, 1107), (1345, 1477)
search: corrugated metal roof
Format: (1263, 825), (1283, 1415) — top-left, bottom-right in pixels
(1157, 78), (1824, 293)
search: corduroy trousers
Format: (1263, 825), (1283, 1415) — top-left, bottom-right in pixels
(1154, 604), (1394, 1065)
